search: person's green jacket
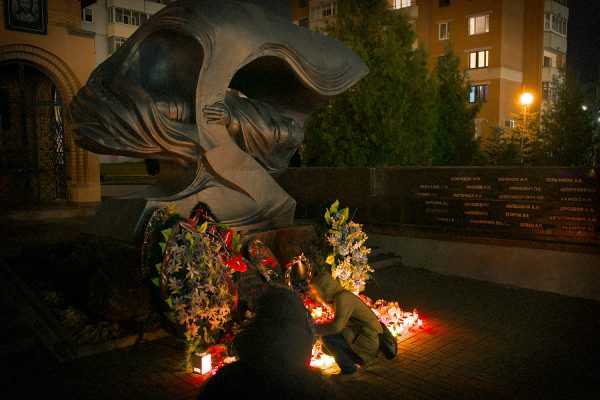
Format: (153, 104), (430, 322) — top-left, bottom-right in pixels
(311, 273), (382, 364)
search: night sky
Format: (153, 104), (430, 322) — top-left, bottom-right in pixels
(566, 0), (600, 87)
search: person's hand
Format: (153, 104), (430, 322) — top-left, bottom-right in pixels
(203, 102), (231, 126)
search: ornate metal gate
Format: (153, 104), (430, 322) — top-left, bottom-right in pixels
(0, 61), (67, 207)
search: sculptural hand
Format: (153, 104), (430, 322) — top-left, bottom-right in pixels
(203, 102), (231, 126)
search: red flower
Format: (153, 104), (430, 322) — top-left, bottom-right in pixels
(262, 256), (278, 268)
(221, 229), (234, 250)
(226, 254), (247, 273)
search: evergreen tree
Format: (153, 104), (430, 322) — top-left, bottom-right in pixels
(484, 126), (509, 165)
(484, 110), (541, 165)
(432, 47), (481, 165)
(506, 109), (541, 165)
(303, 0), (438, 166)
(540, 68), (595, 166)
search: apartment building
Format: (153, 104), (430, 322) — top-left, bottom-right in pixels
(79, 1), (174, 161)
(80, 0), (173, 67)
(295, 0), (568, 141)
(415, 0), (568, 138)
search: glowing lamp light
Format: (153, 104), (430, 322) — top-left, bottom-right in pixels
(520, 92), (533, 106)
(418, 318), (423, 328)
(192, 352), (212, 375)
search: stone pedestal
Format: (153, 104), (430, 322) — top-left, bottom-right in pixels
(241, 224), (315, 266)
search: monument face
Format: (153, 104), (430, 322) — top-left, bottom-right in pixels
(68, 0), (367, 230)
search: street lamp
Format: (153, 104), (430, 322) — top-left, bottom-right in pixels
(519, 92), (533, 163)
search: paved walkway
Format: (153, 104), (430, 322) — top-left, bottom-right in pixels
(2, 262), (599, 399)
(1, 214), (599, 399)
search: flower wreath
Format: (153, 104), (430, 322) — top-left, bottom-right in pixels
(147, 204), (248, 369)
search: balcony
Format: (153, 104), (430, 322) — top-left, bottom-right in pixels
(399, 4), (418, 20)
(543, 31), (567, 53)
(107, 0), (166, 14)
(542, 66), (560, 82)
(107, 22), (137, 39)
(545, 0), (569, 19)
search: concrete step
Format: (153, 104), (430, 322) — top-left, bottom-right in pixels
(368, 247), (401, 270)
(370, 256), (401, 270)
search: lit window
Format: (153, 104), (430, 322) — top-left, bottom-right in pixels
(469, 50), (489, 69)
(439, 22), (449, 40)
(544, 13), (567, 36)
(81, 7), (93, 23)
(469, 85), (488, 103)
(393, 0), (411, 9)
(468, 14), (489, 35)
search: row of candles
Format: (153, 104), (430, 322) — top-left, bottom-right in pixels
(308, 297), (424, 370)
(193, 298), (425, 375)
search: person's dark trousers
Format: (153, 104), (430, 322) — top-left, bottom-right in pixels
(322, 333), (363, 374)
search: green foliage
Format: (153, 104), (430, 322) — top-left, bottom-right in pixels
(432, 47), (482, 165)
(303, 0), (438, 166)
(539, 69), (595, 166)
(483, 102), (542, 166)
(484, 126), (519, 165)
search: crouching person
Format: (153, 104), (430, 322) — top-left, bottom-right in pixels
(309, 273), (383, 381)
(198, 287), (344, 399)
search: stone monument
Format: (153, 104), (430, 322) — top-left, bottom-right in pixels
(67, 0), (367, 321)
(69, 0), (367, 233)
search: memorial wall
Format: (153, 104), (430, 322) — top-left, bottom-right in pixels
(278, 167), (599, 247)
(400, 167), (599, 245)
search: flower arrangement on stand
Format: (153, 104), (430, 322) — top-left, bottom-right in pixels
(303, 201), (425, 371)
(149, 205), (247, 371)
(324, 200), (373, 294)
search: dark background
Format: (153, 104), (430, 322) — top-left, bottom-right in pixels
(566, 0), (600, 88)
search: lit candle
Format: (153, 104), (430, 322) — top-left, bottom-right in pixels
(192, 352), (212, 375)
(418, 318), (423, 328)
